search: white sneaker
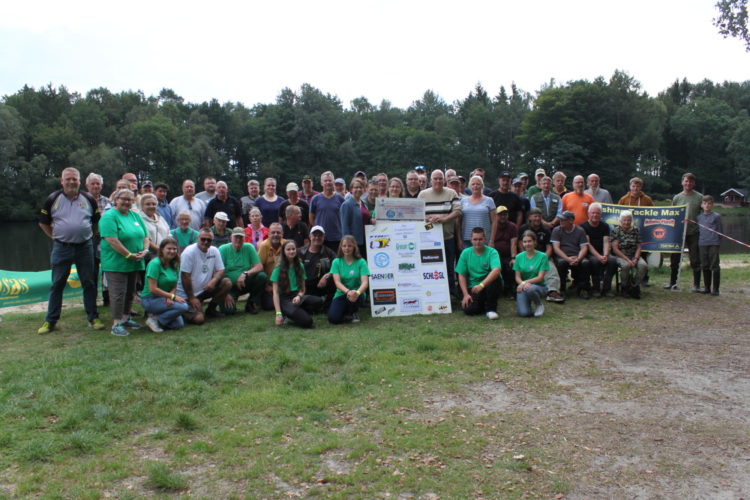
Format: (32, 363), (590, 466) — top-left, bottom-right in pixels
(534, 303), (545, 317)
(486, 311), (499, 320)
(146, 316), (164, 333)
(351, 313), (361, 323)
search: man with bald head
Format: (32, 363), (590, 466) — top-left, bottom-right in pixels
(419, 169), (462, 299)
(562, 175), (595, 226)
(585, 173), (613, 204)
(169, 179), (206, 230)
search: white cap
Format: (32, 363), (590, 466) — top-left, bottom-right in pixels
(214, 211), (230, 221)
(310, 225), (326, 235)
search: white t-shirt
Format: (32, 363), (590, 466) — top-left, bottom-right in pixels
(176, 243), (225, 298)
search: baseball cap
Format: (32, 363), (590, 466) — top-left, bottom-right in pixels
(214, 212), (230, 221)
(496, 205), (509, 214)
(231, 227), (245, 236)
(499, 171), (512, 178)
(310, 225), (326, 234)
(334, 178), (345, 185)
(518, 172), (528, 179)
(286, 182), (299, 192)
(535, 168), (546, 176)
(560, 211), (575, 221)
(354, 170), (367, 178)
(141, 180), (153, 188)
(512, 178), (522, 185)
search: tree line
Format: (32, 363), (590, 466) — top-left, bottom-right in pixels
(1, 71), (749, 221)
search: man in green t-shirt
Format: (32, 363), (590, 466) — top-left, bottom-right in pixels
(666, 172), (704, 291)
(219, 228), (267, 314)
(455, 227), (502, 320)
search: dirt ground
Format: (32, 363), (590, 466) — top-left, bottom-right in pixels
(421, 287), (750, 499)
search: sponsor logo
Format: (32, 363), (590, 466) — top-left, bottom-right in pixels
(652, 227), (667, 239)
(370, 238), (390, 249)
(373, 288), (397, 305)
(422, 270), (446, 280)
(396, 242), (416, 251)
(400, 296), (421, 313)
(420, 249), (443, 263)
(371, 272), (395, 280)
(398, 262), (416, 272)
(373, 306), (387, 315)
(373, 252), (390, 268)
(397, 281), (420, 290)
(438, 304), (449, 311)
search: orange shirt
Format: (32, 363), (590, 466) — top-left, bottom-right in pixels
(562, 191), (595, 225)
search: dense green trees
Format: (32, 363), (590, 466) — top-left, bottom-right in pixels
(1, 73), (749, 221)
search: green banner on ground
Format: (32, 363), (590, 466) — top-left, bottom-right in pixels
(0, 268), (83, 308)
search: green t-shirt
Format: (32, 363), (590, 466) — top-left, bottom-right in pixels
(270, 263), (307, 292)
(331, 257), (370, 299)
(170, 227), (199, 250)
(142, 258), (179, 298)
(455, 246), (501, 288)
(218, 242), (261, 285)
(672, 190), (703, 235)
(512, 250), (549, 285)
(99, 209), (147, 272)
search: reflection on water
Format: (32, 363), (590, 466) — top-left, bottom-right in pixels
(1, 214), (749, 272)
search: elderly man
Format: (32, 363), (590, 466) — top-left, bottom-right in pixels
(585, 173), (613, 204)
(492, 206), (518, 297)
(667, 172), (703, 291)
(282, 205), (309, 248)
(418, 174), (428, 191)
(37, 167), (104, 334)
(195, 176), (217, 203)
(299, 225), (338, 309)
(210, 212), (232, 247)
(85, 172), (112, 305)
(529, 176), (562, 230)
(258, 222), (286, 309)
(562, 175), (595, 226)
(169, 179), (206, 231)
(552, 171), (567, 196)
(176, 228), (232, 324)
(404, 170), (421, 198)
(309, 171), (345, 252)
(279, 182), (310, 224)
(581, 203), (617, 297)
(490, 172), (524, 226)
(334, 178), (348, 196)
(219, 227), (267, 314)
(527, 168), (546, 196)
(122, 172), (138, 192)
(240, 179), (260, 226)
(205, 181), (243, 229)
(519, 208), (564, 303)
(153, 182), (174, 228)
(299, 175), (319, 204)
(456, 227), (502, 320)
(551, 211), (592, 299)
(419, 169), (462, 299)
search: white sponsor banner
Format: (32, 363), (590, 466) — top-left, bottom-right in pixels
(376, 197), (426, 221)
(366, 221), (452, 317)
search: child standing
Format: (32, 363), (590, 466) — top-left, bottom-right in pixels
(697, 195), (723, 296)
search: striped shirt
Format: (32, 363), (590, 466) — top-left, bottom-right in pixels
(418, 188), (461, 240)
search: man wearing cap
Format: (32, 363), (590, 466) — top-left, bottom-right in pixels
(512, 177), (531, 225)
(334, 178), (348, 197)
(404, 170), (421, 198)
(279, 182), (310, 224)
(37, 167), (104, 334)
(551, 211), (592, 299)
(219, 227), (267, 314)
(299, 225), (337, 309)
(309, 171), (345, 252)
(419, 169), (462, 299)
(195, 177), (217, 203)
(140, 180), (154, 195)
(205, 181), (243, 229)
(456, 227), (502, 320)
(527, 168), (546, 196)
(518, 173), (529, 194)
(562, 175), (595, 226)
(210, 212), (232, 247)
(258, 222), (286, 309)
(240, 179), (260, 226)
(299, 175), (319, 204)
(447, 176), (466, 199)
(585, 173), (613, 204)
(169, 179), (206, 231)
(529, 176), (562, 230)
(490, 171), (524, 226)
(518, 208), (564, 302)
(492, 205), (518, 297)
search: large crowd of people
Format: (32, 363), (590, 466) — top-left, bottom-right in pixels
(36, 166), (723, 336)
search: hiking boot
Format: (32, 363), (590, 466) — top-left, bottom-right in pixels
(89, 318), (105, 330)
(111, 324), (129, 337)
(37, 321), (55, 335)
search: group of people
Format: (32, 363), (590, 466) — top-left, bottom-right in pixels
(37, 165), (723, 335)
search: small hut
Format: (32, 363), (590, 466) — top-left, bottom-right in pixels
(720, 188), (748, 207)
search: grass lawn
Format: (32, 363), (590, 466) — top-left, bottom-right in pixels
(1, 256), (749, 499)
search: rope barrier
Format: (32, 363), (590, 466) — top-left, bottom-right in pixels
(686, 218), (750, 250)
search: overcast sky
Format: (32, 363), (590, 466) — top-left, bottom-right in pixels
(1, 0), (747, 109)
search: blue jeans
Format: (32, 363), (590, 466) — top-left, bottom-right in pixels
(141, 295), (189, 330)
(516, 284), (548, 317)
(46, 239), (98, 323)
(328, 294), (363, 324)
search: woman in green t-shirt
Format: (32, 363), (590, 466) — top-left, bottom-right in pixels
(100, 189), (149, 336)
(513, 230), (549, 318)
(328, 235), (370, 324)
(141, 238), (189, 332)
(271, 240), (323, 328)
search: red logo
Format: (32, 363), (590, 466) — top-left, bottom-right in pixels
(653, 227), (666, 240)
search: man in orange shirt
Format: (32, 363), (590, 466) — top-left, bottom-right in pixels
(562, 175), (595, 225)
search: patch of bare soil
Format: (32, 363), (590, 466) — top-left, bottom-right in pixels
(420, 288), (750, 498)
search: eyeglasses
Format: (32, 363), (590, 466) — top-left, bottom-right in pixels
(200, 237), (213, 243)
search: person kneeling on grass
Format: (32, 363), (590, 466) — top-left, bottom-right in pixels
(456, 227), (502, 320)
(141, 238), (189, 332)
(513, 230), (549, 317)
(271, 240), (324, 328)
(328, 235), (370, 324)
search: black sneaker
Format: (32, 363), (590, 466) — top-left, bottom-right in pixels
(244, 301), (258, 315)
(206, 307), (224, 318)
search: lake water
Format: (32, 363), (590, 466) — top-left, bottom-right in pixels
(1, 215), (749, 271)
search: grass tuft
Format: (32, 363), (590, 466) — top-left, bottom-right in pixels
(174, 412), (199, 431)
(145, 462), (188, 491)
